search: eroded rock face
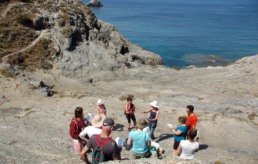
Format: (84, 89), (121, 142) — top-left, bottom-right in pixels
(0, 0), (162, 81)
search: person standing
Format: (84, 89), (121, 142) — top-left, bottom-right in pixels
(125, 96), (137, 131)
(175, 128), (199, 159)
(186, 105), (197, 131)
(141, 100), (160, 140)
(169, 116), (188, 151)
(96, 99), (107, 116)
(80, 118), (121, 163)
(69, 107), (87, 154)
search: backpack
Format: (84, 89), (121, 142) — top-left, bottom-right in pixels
(92, 135), (112, 164)
(70, 119), (79, 139)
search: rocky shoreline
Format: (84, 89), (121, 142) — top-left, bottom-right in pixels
(0, 0), (258, 164)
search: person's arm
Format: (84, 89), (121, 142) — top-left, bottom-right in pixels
(125, 104), (129, 113)
(79, 128), (89, 142)
(127, 137), (132, 146)
(174, 143), (182, 156)
(171, 128), (182, 136)
(140, 109), (151, 114)
(147, 140), (151, 148)
(70, 120), (79, 139)
(112, 141), (122, 160)
(96, 106), (100, 114)
(80, 146), (91, 164)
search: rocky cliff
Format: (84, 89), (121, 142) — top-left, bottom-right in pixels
(0, 0), (162, 82)
(0, 1), (257, 164)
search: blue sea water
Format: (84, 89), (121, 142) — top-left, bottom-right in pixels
(83, 0), (258, 67)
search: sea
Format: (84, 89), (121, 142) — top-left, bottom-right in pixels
(83, 0), (258, 67)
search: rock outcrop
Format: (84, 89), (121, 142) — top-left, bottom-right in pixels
(0, 0), (161, 82)
(86, 0), (103, 7)
(0, 1), (257, 164)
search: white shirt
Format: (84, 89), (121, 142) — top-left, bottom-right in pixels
(180, 140), (199, 159)
(79, 126), (102, 140)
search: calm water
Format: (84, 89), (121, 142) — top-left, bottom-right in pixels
(83, 0), (258, 67)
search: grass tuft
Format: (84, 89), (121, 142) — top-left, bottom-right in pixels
(0, 67), (16, 78)
(248, 112), (257, 121)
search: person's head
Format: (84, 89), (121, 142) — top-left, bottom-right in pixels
(91, 114), (105, 128)
(186, 105), (194, 115)
(187, 128), (198, 140)
(127, 96), (133, 103)
(150, 100), (159, 110)
(137, 118), (148, 130)
(97, 99), (104, 106)
(74, 107), (84, 119)
(101, 117), (115, 135)
(178, 116), (187, 124)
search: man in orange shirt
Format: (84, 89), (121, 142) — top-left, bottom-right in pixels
(186, 105), (197, 131)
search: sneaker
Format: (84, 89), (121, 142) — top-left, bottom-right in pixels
(156, 149), (165, 159)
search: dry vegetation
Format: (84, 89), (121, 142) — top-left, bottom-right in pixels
(7, 38), (56, 70)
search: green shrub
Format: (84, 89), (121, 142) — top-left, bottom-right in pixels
(248, 112), (257, 121)
(0, 67), (16, 78)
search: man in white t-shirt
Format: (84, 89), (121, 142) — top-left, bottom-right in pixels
(79, 114), (106, 142)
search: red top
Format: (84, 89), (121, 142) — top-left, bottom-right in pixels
(186, 113), (197, 131)
(69, 117), (86, 139)
(125, 103), (135, 114)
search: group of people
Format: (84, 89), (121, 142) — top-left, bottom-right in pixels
(69, 98), (199, 163)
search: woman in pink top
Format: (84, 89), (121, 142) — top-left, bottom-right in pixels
(96, 99), (107, 116)
(125, 96), (137, 131)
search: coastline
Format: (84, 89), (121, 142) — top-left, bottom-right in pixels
(0, 1), (258, 163)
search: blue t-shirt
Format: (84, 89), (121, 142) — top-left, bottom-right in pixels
(129, 130), (151, 154)
(173, 125), (187, 142)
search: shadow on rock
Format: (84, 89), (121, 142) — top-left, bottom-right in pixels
(155, 133), (173, 142)
(199, 144), (209, 151)
(113, 123), (125, 131)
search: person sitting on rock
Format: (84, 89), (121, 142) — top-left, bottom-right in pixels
(124, 96), (137, 131)
(169, 116), (188, 152)
(127, 118), (152, 159)
(79, 114), (106, 143)
(96, 99), (107, 116)
(143, 125), (165, 159)
(174, 128), (199, 159)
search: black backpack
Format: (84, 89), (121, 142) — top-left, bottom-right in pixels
(92, 135), (111, 164)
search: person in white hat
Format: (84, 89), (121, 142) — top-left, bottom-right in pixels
(140, 100), (160, 140)
(79, 114), (106, 142)
(96, 99), (107, 116)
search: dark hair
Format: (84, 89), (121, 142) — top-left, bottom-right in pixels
(127, 97), (132, 102)
(178, 116), (187, 124)
(187, 105), (194, 112)
(74, 107), (83, 118)
(187, 128), (198, 140)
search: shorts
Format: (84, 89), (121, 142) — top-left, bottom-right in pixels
(173, 140), (180, 150)
(130, 150), (152, 159)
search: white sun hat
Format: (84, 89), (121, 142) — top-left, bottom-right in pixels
(97, 99), (104, 105)
(150, 100), (159, 108)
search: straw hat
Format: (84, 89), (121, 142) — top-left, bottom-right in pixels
(91, 114), (105, 128)
(150, 100), (159, 108)
(97, 99), (104, 105)
(137, 118), (148, 129)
